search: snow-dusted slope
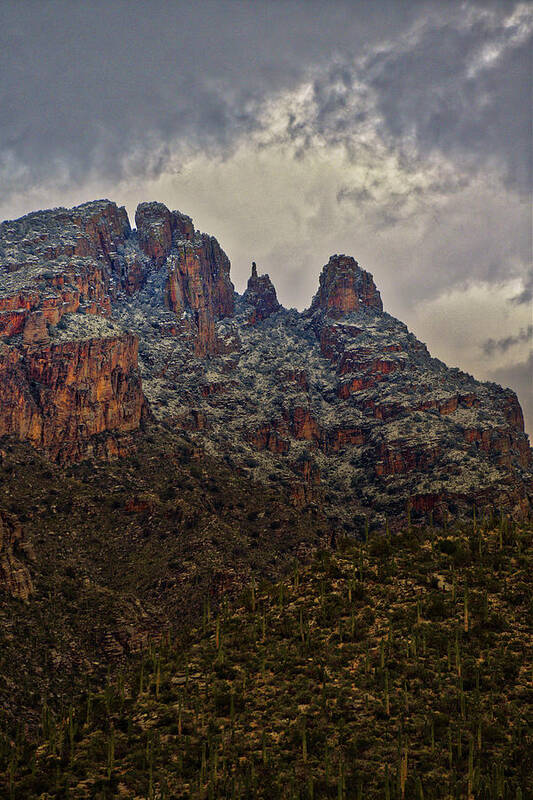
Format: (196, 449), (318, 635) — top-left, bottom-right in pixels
(1, 200), (530, 524)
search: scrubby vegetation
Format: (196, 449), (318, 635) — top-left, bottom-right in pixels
(2, 510), (531, 799)
(0, 426), (329, 736)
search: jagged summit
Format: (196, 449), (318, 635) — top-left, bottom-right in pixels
(0, 199), (530, 521)
(135, 201), (195, 266)
(242, 261), (281, 323)
(309, 254), (383, 316)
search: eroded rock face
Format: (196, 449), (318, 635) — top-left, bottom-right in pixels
(135, 202), (174, 265)
(0, 202), (150, 461)
(165, 236), (234, 356)
(0, 322), (145, 462)
(0, 199), (236, 459)
(135, 201), (234, 355)
(135, 202), (194, 265)
(0, 510), (34, 600)
(0, 200), (140, 340)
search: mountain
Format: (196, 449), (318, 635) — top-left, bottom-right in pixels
(0, 198), (531, 796)
(0, 199), (530, 523)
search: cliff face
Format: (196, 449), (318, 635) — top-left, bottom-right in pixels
(136, 201), (235, 355)
(0, 322), (145, 462)
(0, 198), (237, 460)
(0, 202), (148, 461)
(1, 199), (531, 522)
(0, 200), (133, 330)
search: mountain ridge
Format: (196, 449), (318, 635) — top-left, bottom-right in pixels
(0, 198), (530, 527)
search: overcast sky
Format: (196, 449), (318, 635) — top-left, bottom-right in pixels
(1, 0), (531, 433)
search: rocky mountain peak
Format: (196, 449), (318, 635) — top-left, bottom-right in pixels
(243, 261), (281, 323)
(134, 201), (195, 266)
(0, 198), (530, 522)
(309, 254), (383, 316)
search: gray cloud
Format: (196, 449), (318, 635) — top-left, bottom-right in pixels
(365, 4), (533, 193)
(0, 1), (529, 213)
(482, 325), (533, 356)
(256, 3), (532, 196)
(488, 353), (533, 437)
(0, 0), (442, 210)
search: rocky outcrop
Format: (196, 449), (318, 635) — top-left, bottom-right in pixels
(319, 323), (363, 360)
(243, 262), (280, 324)
(337, 376), (376, 398)
(278, 369), (309, 391)
(135, 202), (194, 265)
(287, 407), (323, 443)
(135, 202), (174, 265)
(309, 254), (383, 316)
(0, 203), (150, 462)
(0, 199), (236, 459)
(0, 200), (136, 340)
(290, 455), (321, 508)
(374, 441), (442, 477)
(326, 427), (365, 452)
(0, 510), (34, 600)
(22, 311), (49, 346)
(135, 201), (234, 355)
(165, 235), (235, 356)
(337, 351), (404, 377)
(248, 423), (290, 454)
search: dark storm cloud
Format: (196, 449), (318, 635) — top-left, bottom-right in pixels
(365, 5), (532, 193)
(482, 325), (533, 356)
(0, 0), (440, 208)
(1, 1), (528, 210)
(257, 2), (531, 196)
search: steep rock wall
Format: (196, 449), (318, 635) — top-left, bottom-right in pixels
(0, 332), (145, 462)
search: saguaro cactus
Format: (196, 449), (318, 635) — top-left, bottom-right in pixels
(384, 668), (390, 716)
(107, 727), (115, 781)
(400, 745), (408, 800)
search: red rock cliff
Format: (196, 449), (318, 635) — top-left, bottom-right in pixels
(309, 254), (383, 316)
(0, 326), (145, 462)
(134, 202), (235, 355)
(0, 200), (137, 336)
